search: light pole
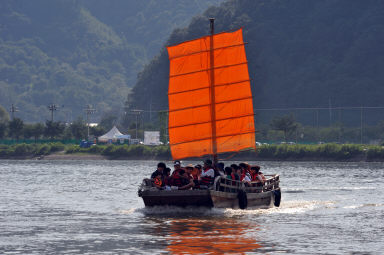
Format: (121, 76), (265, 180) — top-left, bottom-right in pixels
(131, 109), (143, 140)
(48, 104), (58, 121)
(84, 105), (96, 141)
(9, 104), (19, 120)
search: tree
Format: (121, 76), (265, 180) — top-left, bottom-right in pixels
(70, 118), (87, 140)
(31, 123), (45, 142)
(90, 125), (106, 137)
(0, 123), (7, 139)
(8, 118), (24, 141)
(23, 124), (34, 140)
(0, 105), (10, 123)
(99, 114), (118, 130)
(44, 121), (65, 140)
(270, 114), (298, 142)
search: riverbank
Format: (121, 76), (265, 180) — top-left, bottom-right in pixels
(2, 143), (384, 161)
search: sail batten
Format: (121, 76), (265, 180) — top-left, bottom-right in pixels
(168, 79), (251, 96)
(169, 96), (253, 113)
(167, 28), (256, 160)
(168, 42), (247, 60)
(169, 62), (248, 78)
(170, 130), (256, 147)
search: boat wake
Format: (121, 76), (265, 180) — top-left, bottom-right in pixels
(120, 200), (336, 218)
(343, 203), (384, 209)
(127, 206), (227, 217)
(284, 186), (376, 193)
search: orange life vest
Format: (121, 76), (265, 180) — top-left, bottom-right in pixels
(154, 177), (162, 187)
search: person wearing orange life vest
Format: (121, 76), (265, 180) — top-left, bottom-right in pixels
(250, 165), (265, 192)
(151, 162), (166, 188)
(199, 159), (215, 188)
(171, 160), (182, 176)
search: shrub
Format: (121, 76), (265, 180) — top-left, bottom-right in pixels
(13, 143), (35, 156)
(37, 144), (51, 155)
(65, 145), (80, 154)
(367, 146), (384, 159)
(89, 145), (104, 154)
(50, 142), (65, 152)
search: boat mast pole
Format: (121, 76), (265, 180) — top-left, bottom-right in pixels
(209, 18), (218, 165)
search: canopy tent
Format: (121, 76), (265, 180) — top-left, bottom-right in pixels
(98, 126), (125, 142)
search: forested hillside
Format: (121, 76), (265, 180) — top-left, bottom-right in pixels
(127, 0), (384, 126)
(0, 0), (222, 122)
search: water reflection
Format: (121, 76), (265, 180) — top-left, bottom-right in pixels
(166, 218), (262, 254)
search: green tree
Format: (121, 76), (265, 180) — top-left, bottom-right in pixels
(99, 114), (117, 130)
(44, 121), (65, 140)
(9, 118), (24, 141)
(0, 105), (10, 123)
(90, 125), (106, 137)
(70, 118), (87, 140)
(270, 114), (298, 142)
(31, 123), (45, 142)
(0, 123), (7, 139)
(23, 124), (34, 140)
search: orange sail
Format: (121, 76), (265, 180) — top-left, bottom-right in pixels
(167, 28), (255, 160)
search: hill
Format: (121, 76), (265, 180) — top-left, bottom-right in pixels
(127, 0), (384, 126)
(0, 0), (223, 122)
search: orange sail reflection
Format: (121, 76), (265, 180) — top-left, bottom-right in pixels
(166, 218), (262, 254)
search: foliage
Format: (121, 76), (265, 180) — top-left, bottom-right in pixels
(0, 0), (222, 122)
(90, 125), (106, 137)
(44, 121), (65, 140)
(0, 122), (7, 139)
(127, 0), (384, 129)
(0, 142), (65, 157)
(0, 105), (10, 123)
(8, 118), (24, 140)
(70, 118), (87, 140)
(270, 114), (299, 142)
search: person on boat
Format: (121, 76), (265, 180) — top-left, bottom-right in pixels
(151, 162), (166, 179)
(230, 164), (240, 181)
(185, 164), (194, 180)
(225, 167), (233, 179)
(172, 160), (182, 176)
(170, 169), (194, 190)
(199, 159), (215, 188)
(192, 164), (202, 187)
(254, 165), (266, 182)
(214, 162), (225, 177)
(179, 169), (195, 190)
(163, 167), (172, 187)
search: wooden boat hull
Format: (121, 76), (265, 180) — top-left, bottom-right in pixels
(138, 175), (280, 209)
(210, 190), (275, 209)
(139, 189), (213, 207)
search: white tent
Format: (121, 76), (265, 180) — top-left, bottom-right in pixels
(98, 126), (124, 142)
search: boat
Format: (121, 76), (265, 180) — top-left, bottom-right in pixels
(138, 19), (281, 209)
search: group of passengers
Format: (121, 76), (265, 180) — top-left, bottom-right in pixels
(150, 159), (265, 190)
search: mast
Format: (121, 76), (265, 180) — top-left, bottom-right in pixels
(209, 18), (218, 164)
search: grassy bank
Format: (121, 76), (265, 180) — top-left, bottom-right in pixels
(0, 143), (65, 158)
(2, 143), (384, 161)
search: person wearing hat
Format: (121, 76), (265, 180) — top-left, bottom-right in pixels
(200, 159), (215, 188)
(172, 161), (182, 173)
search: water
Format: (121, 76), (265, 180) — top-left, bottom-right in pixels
(0, 160), (383, 254)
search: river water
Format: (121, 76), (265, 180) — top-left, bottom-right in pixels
(0, 160), (383, 254)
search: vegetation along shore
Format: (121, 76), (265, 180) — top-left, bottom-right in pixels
(2, 143), (384, 162)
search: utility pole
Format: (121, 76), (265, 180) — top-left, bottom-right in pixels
(360, 106), (363, 144)
(84, 105), (96, 141)
(9, 104), (19, 120)
(131, 109), (143, 140)
(48, 104), (58, 121)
